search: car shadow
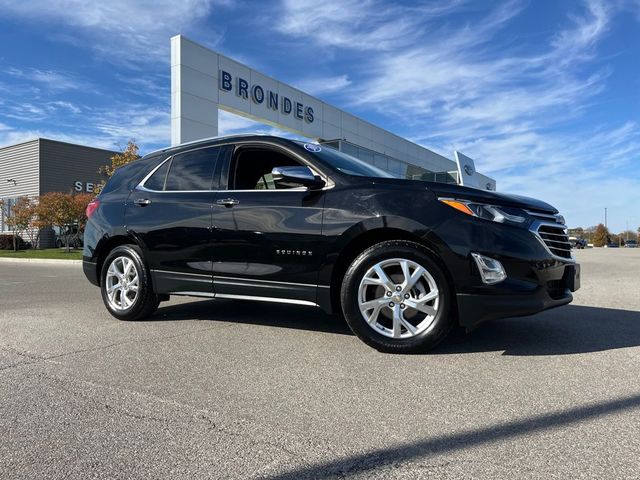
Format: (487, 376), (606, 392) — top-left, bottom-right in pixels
(437, 304), (640, 356)
(149, 300), (640, 355)
(149, 298), (353, 336)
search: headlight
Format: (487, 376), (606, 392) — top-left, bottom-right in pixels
(439, 198), (526, 224)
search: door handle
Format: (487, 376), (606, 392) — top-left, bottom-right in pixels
(216, 198), (240, 207)
(134, 198), (152, 206)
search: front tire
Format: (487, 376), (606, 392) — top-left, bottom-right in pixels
(100, 245), (159, 321)
(341, 240), (454, 353)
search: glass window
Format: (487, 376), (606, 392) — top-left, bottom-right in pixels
(300, 142), (397, 178)
(387, 158), (403, 175)
(358, 148), (374, 164)
(340, 142), (359, 159)
(165, 147), (220, 191)
(144, 160), (170, 191)
(231, 148), (303, 190)
(373, 153), (388, 170)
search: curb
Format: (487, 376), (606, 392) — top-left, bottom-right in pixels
(0, 257), (82, 265)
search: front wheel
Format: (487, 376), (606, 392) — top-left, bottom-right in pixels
(100, 245), (159, 321)
(341, 240), (454, 353)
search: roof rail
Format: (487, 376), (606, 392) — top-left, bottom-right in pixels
(144, 132), (272, 157)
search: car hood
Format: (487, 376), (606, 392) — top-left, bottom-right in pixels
(426, 182), (558, 213)
(368, 178), (558, 214)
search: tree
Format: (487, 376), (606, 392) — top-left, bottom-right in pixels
(11, 197), (41, 250)
(620, 230), (637, 243)
(2, 196), (33, 251)
(72, 193), (94, 231)
(36, 192), (95, 251)
(96, 140), (140, 193)
(592, 223), (610, 247)
(102, 139), (140, 177)
(36, 193), (77, 252)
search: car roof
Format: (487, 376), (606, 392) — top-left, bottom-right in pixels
(144, 134), (302, 158)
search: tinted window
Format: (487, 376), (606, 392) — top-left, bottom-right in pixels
(165, 147), (220, 191)
(231, 148), (302, 190)
(298, 142), (396, 178)
(144, 159), (170, 191)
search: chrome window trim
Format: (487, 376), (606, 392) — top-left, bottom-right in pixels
(137, 139), (334, 194)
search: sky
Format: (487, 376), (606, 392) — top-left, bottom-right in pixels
(0, 0), (638, 232)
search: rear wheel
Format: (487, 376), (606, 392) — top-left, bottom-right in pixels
(100, 245), (159, 320)
(341, 240), (454, 353)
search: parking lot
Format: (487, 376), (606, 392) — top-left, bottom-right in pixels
(1, 248), (639, 479)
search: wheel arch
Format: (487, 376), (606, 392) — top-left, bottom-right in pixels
(95, 234), (142, 286)
(326, 218), (456, 317)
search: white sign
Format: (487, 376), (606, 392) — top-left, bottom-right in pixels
(454, 151), (483, 189)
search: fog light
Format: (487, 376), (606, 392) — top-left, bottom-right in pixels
(471, 253), (506, 285)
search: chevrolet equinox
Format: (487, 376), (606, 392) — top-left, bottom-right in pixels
(83, 135), (580, 353)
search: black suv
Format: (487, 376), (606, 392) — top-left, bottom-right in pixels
(83, 135), (580, 353)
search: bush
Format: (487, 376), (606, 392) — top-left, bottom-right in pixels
(0, 234), (26, 250)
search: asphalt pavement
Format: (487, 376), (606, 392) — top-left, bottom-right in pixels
(1, 248), (639, 479)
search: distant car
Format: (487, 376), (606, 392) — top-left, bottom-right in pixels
(570, 238), (587, 249)
(56, 225), (84, 249)
(624, 240), (637, 248)
(605, 243), (619, 248)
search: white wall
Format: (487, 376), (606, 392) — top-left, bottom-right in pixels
(171, 35), (495, 189)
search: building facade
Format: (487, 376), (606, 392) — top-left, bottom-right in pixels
(171, 35), (495, 190)
(0, 138), (117, 245)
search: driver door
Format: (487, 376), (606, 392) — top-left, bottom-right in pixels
(210, 143), (326, 304)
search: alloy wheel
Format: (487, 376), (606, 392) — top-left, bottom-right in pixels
(357, 257), (440, 339)
(105, 256), (140, 311)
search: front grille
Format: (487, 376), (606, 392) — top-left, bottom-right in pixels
(537, 224), (572, 259)
(525, 209), (572, 260)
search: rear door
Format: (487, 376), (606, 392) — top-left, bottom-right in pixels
(125, 145), (227, 295)
(210, 142), (326, 304)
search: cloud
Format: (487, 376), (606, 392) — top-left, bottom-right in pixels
(92, 104), (171, 148)
(0, 101), (171, 152)
(6, 67), (89, 91)
(48, 101), (81, 114)
(294, 75), (352, 96)
(0, 0), (227, 65)
(277, 0), (470, 51)
(274, 0), (639, 230)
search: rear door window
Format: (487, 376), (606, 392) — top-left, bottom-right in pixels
(165, 147), (221, 191)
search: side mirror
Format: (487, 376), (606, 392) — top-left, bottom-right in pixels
(271, 166), (325, 189)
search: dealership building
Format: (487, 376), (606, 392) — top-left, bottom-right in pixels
(0, 138), (116, 244)
(0, 35), (495, 243)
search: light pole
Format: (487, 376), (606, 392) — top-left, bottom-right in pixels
(604, 207), (607, 229)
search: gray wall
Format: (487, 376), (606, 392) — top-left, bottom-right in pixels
(0, 139), (40, 199)
(0, 138), (117, 245)
(39, 139), (115, 195)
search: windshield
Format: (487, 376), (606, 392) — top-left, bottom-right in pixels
(298, 142), (398, 178)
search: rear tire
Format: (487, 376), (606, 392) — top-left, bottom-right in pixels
(341, 240), (454, 353)
(100, 245), (159, 321)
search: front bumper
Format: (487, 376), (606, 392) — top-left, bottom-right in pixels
(457, 261), (580, 329)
